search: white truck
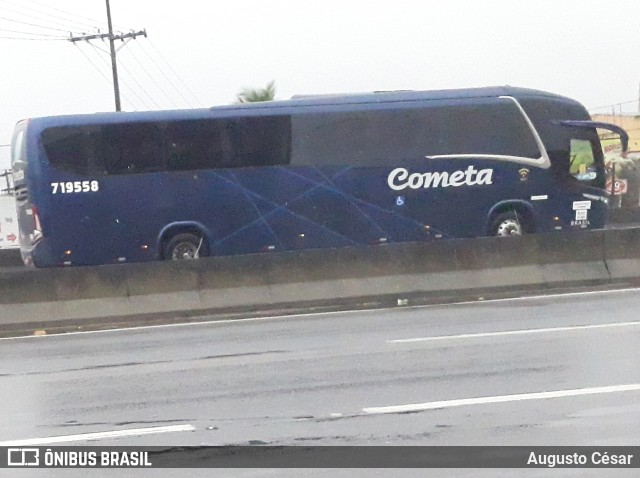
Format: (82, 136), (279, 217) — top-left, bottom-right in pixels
(0, 194), (18, 249)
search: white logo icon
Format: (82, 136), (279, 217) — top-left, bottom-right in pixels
(7, 448), (40, 467)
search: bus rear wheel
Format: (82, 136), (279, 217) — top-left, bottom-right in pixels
(163, 233), (209, 260)
(491, 211), (525, 237)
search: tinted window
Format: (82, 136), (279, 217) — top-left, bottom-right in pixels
(518, 98), (592, 152)
(292, 101), (540, 166)
(102, 122), (164, 175)
(231, 116), (291, 167)
(165, 119), (229, 171)
(43, 115), (291, 175)
(42, 126), (102, 175)
(165, 116), (291, 171)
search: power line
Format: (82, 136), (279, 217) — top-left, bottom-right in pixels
(21, 0), (129, 31)
(137, 40), (200, 108)
(1, 0), (102, 30)
(80, 41), (140, 110)
(0, 27), (66, 38)
(1, 0), (157, 112)
(147, 39), (203, 106)
(69, 0), (146, 112)
(84, 43), (142, 110)
(90, 44), (151, 110)
(100, 47), (160, 109)
(0, 34), (65, 40)
(83, 39), (110, 55)
(118, 60), (161, 109)
(0, 0), (99, 33)
(0, 14), (76, 33)
(125, 42), (179, 108)
(588, 98), (640, 111)
(117, 78), (150, 111)
(74, 42), (112, 86)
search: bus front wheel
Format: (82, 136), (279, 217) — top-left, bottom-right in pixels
(491, 211), (525, 237)
(163, 232), (209, 260)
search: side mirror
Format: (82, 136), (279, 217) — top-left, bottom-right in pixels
(560, 120), (629, 153)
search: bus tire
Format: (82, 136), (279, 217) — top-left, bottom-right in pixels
(490, 211), (525, 237)
(163, 232), (209, 260)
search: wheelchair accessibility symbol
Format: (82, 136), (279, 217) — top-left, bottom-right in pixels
(395, 196), (405, 206)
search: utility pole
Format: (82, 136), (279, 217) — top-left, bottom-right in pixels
(69, 0), (146, 111)
(105, 0), (121, 112)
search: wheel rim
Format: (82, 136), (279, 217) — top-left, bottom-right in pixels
(171, 242), (199, 260)
(495, 218), (522, 236)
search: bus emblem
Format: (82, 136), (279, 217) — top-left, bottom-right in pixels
(519, 168), (530, 181)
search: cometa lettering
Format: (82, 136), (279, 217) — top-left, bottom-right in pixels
(387, 166), (493, 191)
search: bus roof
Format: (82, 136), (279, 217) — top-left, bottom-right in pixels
(244, 86), (576, 109)
(21, 86), (582, 129)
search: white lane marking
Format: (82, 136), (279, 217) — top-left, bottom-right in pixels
(363, 384), (640, 415)
(0, 424), (195, 446)
(389, 320), (640, 344)
(0, 315), (293, 341)
(3, 286), (640, 341)
(443, 287), (640, 306)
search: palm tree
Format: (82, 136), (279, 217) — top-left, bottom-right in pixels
(236, 80), (276, 103)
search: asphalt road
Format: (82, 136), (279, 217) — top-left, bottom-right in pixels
(1, 288), (640, 477)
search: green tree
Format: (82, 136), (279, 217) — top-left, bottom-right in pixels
(236, 80), (276, 103)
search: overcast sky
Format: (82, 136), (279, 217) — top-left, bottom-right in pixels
(2, 0), (640, 169)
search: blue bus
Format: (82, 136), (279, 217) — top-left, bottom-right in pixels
(11, 86), (628, 267)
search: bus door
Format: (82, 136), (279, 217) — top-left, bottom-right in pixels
(561, 120), (628, 229)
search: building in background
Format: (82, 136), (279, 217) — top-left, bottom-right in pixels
(591, 114), (640, 209)
(591, 114), (640, 152)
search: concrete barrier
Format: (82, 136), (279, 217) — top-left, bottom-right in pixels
(604, 226), (640, 281)
(0, 249), (22, 268)
(0, 228), (637, 335)
(608, 207), (640, 225)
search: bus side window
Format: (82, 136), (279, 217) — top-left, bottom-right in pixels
(230, 116), (291, 167)
(166, 119), (227, 171)
(42, 126), (104, 176)
(103, 123), (164, 175)
(164, 116), (290, 171)
(291, 102), (540, 167)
